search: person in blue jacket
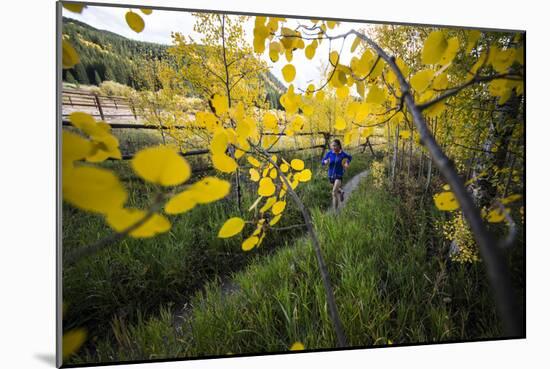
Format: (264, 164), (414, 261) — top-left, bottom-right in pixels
(321, 139), (352, 210)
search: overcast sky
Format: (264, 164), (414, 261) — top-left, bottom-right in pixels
(63, 5), (370, 90)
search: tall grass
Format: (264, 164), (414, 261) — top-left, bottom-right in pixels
(62, 149), (372, 347)
(71, 173), (507, 365)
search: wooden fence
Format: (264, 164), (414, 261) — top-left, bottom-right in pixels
(62, 88), (138, 121)
(61, 91), (380, 162)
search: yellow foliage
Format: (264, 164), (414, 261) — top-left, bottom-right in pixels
(131, 146), (191, 186)
(433, 191), (460, 211)
(63, 166), (127, 214)
(218, 217), (246, 238)
(125, 11), (145, 33)
(106, 208), (171, 238)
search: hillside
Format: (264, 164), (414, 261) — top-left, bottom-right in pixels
(61, 17), (285, 104)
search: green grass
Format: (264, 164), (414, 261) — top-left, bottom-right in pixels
(71, 174), (506, 365)
(62, 149), (372, 347)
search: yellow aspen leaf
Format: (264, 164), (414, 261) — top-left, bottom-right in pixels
(488, 79), (513, 105)
(282, 64), (296, 83)
(235, 149), (245, 159)
(466, 30), (481, 51)
(432, 73), (449, 90)
(272, 200), (286, 215)
(87, 134), (122, 162)
(490, 46), (517, 73)
(299, 104), (312, 117)
(334, 116), (346, 131)
(290, 159), (305, 171)
(260, 196), (277, 212)
(346, 102), (360, 119)
(343, 131), (352, 146)
(440, 37), (459, 65)
(356, 80), (365, 98)
(253, 36), (266, 53)
(411, 69), (435, 93)
(62, 39), (80, 69)
(63, 4), (85, 13)
(263, 112), (278, 129)
(291, 115), (305, 131)
(218, 217), (246, 238)
(106, 208), (171, 238)
(369, 58), (385, 80)
(285, 49), (293, 62)
(62, 328), (87, 359)
(433, 191), (460, 211)
(329, 51), (339, 66)
(305, 43), (316, 59)
(164, 190), (197, 215)
(425, 101), (446, 118)
(315, 90), (325, 102)
(242, 236), (259, 251)
(132, 146), (191, 186)
(247, 156), (261, 167)
(290, 342), (305, 351)
(350, 36), (361, 53)
(500, 194), (522, 205)
(269, 214), (282, 226)
(366, 85), (385, 104)
(140, 8), (152, 15)
(63, 166), (127, 214)
(212, 153), (238, 173)
(211, 94), (229, 116)
(422, 31), (447, 65)
(258, 177), (276, 197)
(68, 112), (107, 139)
(326, 20), (337, 29)
(249, 168), (261, 182)
(269, 168), (278, 179)
(269, 42), (281, 62)
(280, 163), (290, 173)
(486, 207), (509, 223)
(296, 169), (312, 182)
(125, 11), (145, 33)
(236, 118), (252, 139)
(191, 177), (231, 204)
(210, 129), (228, 155)
(336, 86), (349, 100)
(62, 130), (92, 165)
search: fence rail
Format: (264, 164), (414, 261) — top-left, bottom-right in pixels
(62, 90), (376, 164)
(62, 88), (137, 121)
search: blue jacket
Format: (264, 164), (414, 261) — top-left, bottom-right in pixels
(322, 150), (352, 178)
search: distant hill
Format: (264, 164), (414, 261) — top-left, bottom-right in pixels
(62, 17), (285, 107)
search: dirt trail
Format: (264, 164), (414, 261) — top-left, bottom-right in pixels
(339, 170), (369, 210)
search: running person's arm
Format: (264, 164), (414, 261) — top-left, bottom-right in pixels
(342, 152), (352, 169)
(321, 151), (331, 165)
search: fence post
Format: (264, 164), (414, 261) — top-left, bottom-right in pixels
(94, 94), (105, 121)
(129, 99), (138, 120)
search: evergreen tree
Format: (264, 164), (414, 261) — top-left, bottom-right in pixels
(94, 70), (102, 86)
(66, 71), (78, 85)
(74, 63), (90, 84)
